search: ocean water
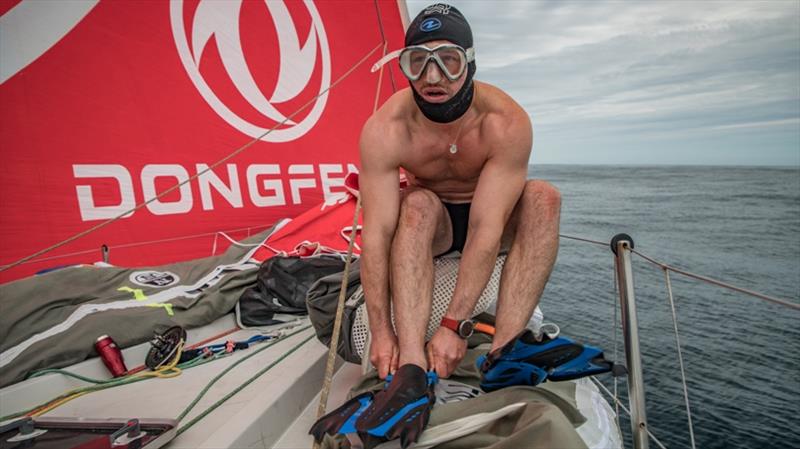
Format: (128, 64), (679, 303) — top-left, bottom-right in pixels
(528, 165), (800, 449)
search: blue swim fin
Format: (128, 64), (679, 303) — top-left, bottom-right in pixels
(355, 364), (438, 449)
(309, 391), (373, 442)
(477, 329), (615, 391)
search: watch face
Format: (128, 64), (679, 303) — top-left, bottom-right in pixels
(458, 320), (475, 338)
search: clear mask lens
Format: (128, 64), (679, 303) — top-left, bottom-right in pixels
(399, 45), (470, 81)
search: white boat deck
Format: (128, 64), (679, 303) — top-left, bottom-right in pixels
(0, 314), (337, 448)
(1, 314), (622, 448)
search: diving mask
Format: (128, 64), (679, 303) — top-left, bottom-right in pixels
(372, 44), (475, 81)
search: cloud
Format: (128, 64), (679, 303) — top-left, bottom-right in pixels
(405, 1), (800, 165)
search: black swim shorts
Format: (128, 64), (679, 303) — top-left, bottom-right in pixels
(443, 202), (471, 254)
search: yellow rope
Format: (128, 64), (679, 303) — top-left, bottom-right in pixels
(30, 340), (185, 418)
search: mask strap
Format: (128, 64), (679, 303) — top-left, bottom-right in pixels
(465, 47), (475, 63)
(370, 49), (403, 73)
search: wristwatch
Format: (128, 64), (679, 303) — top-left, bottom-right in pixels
(440, 317), (475, 339)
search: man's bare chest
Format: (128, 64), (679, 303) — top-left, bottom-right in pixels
(401, 131), (488, 182)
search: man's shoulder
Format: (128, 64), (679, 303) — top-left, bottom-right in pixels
(476, 82), (530, 140)
(363, 90), (413, 141)
(476, 81), (527, 119)
(360, 89), (414, 163)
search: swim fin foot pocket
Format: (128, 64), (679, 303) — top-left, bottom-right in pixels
(477, 329), (617, 392)
(355, 364), (437, 449)
(309, 364), (438, 449)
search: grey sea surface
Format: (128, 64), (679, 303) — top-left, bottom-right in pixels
(529, 165), (800, 449)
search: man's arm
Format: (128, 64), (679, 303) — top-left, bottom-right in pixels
(447, 111), (532, 320)
(428, 108), (532, 377)
(359, 115), (402, 377)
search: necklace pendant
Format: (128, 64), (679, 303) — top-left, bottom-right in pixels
(449, 144), (458, 154)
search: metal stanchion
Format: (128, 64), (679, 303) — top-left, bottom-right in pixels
(611, 233), (649, 449)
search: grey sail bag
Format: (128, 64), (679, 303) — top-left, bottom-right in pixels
(306, 259), (365, 363)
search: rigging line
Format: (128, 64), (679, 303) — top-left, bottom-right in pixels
(631, 248), (799, 310)
(0, 224), (274, 268)
(590, 377), (669, 449)
(663, 268), (697, 449)
(175, 325), (313, 424)
(372, 0), (397, 92)
(0, 43), (384, 275)
(314, 195), (362, 439)
(559, 233), (608, 247)
(373, 41), (389, 113)
(315, 37), (385, 429)
(176, 330), (315, 436)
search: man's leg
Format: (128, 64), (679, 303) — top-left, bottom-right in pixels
(493, 180), (562, 350)
(391, 188), (452, 369)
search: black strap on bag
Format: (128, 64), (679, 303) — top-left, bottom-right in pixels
(238, 255), (346, 326)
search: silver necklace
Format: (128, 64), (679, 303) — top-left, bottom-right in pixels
(449, 114), (467, 154)
(448, 87), (475, 154)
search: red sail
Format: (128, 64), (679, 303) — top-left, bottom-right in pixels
(0, 0), (407, 282)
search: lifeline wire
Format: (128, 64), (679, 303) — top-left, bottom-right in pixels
(566, 234), (793, 449)
(631, 248), (798, 310)
(663, 268), (697, 449)
(0, 43), (384, 274)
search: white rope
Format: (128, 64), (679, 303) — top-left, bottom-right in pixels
(663, 268), (697, 449)
(313, 39), (388, 449)
(1, 225), (275, 268)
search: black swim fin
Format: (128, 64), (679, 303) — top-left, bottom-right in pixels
(355, 364), (438, 449)
(309, 391), (374, 443)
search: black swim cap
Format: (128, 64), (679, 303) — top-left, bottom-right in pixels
(405, 3), (473, 49)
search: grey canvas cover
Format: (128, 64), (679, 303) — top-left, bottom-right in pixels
(0, 228), (275, 387)
(315, 339), (590, 449)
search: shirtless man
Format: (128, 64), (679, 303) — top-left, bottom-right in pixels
(360, 3), (561, 380)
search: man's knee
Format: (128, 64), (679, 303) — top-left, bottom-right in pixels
(523, 180), (561, 217)
(399, 188), (441, 228)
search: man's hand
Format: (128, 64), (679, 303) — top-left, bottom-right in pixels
(427, 327), (468, 378)
(370, 331), (399, 379)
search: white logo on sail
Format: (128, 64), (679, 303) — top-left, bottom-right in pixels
(170, 0), (330, 142)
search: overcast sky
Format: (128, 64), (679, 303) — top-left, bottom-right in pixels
(405, 1), (800, 166)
